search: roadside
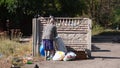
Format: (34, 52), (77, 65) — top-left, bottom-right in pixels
(22, 43), (120, 68)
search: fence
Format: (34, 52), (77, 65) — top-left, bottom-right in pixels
(32, 17), (92, 57)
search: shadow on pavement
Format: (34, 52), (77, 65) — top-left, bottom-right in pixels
(91, 56), (120, 59)
(91, 44), (111, 52)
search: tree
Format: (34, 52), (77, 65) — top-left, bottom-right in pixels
(1, 0), (120, 35)
(111, 0), (120, 29)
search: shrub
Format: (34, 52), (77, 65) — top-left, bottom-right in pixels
(92, 24), (104, 35)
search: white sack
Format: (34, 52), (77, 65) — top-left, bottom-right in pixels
(52, 51), (65, 61)
(63, 51), (76, 61)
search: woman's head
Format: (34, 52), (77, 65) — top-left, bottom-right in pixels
(49, 15), (55, 24)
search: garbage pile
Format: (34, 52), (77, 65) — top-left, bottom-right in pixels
(53, 51), (76, 61)
(10, 55), (33, 68)
(40, 36), (80, 61)
(40, 49), (77, 61)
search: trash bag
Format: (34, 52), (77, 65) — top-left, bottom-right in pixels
(63, 51), (76, 61)
(0, 53), (3, 58)
(39, 43), (45, 56)
(55, 37), (67, 53)
(52, 51), (65, 61)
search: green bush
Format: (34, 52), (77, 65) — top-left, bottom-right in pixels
(92, 24), (104, 35)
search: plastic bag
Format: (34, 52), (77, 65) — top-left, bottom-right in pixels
(63, 51), (76, 61)
(52, 51), (65, 61)
(55, 37), (67, 53)
(39, 42), (45, 56)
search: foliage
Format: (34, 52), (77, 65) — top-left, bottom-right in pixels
(92, 23), (104, 35)
(112, 9), (120, 26)
(0, 0), (120, 33)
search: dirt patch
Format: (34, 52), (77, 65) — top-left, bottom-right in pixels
(0, 58), (12, 68)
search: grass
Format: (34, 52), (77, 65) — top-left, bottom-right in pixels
(0, 37), (44, 67)
(92, 23), (120, 36)
(92, 25), (120, 36)
(92, 24), (104, 36)
(0, 38), (32, 58)
(96, 29), (120, 36)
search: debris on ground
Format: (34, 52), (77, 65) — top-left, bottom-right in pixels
(52, 51), (65, 61)
(63, 51), (76, 61)
(0, 53), (3, 58)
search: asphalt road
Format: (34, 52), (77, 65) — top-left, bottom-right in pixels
(22, 43), (120, 68)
